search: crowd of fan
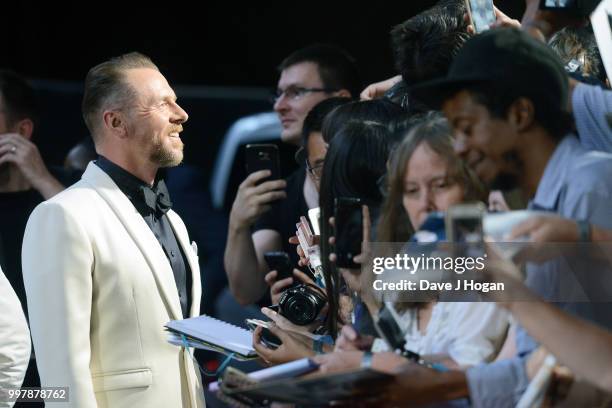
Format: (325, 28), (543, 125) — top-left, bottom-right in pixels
(2, 0), (612, 406)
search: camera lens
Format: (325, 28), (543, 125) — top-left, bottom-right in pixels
(278, 284), (326, 326)
(284, 293), (317, 325)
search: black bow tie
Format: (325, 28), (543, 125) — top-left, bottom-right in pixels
(139, 179), (173, 217)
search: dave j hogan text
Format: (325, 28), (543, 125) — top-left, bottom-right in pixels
(372, 279), (504, 293)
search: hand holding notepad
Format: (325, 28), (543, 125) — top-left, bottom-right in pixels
(165, 315), (257, 360)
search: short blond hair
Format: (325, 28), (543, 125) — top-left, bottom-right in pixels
(82, 52), (158, 140)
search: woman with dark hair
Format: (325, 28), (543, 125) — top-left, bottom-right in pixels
(321, 98), (405, 144)
(318, 120), (402, 337)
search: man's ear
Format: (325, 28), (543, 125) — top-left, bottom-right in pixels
(102, 110), (128, 139)
(334, 89), (352, 99)
(507, 98), (535, 133)
(14, 118), (34, 140)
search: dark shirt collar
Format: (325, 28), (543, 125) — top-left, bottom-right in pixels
(95, 155), (172, 217)
(96, 155), (148, 196)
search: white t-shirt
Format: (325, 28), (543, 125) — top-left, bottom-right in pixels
(372, 302), (509, 368)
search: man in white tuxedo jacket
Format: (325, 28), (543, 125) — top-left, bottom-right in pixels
(0, 266), (30, 408)
(21, 53), (205, 408)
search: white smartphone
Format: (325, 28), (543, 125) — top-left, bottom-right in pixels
(308, 207), (321, 236)
(466, 0), (497, 33)
(446, 203), (486, 243)
(446, 203), (486, 258)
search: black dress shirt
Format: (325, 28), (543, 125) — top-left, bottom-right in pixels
(96, 156), (192, 317)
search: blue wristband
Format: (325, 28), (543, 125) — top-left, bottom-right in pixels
(577, 220), (591, 242)
(361, 351), (373, 369)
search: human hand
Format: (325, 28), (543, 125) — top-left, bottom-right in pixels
(313, 351), (363, 373)
(465, 5), (521, 35)
(509, 215), (580, 243)
(0, 133), (64, 199)
(314, 351), (407, 374)
(477, 244), (535, 307)
(265, 269), (318, 307)
(488, 190), (511, 212)
(334, 325), (374, 352)
(360, 76), (402, 101)
(521, 0), (586, 41)
(261, 304), (324, 336)
(252, 325), (315, 366)
(525, 347), (573, 404)
(507, 215), (586, 264)
(229, 170), (286, 230)
(288, 235), (321, 267)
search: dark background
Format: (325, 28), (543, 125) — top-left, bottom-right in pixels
(1, 1), (524, 171)
(5, 1), (524, 89)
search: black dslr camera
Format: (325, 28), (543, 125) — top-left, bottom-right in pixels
(278, 284), (326, 326)
(264, 251), (327, 326)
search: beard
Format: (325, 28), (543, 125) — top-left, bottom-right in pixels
(150, 132), (184, 168)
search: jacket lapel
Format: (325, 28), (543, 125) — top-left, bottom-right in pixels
(82, 163), (183, 321)
(166, 211), (202, 318)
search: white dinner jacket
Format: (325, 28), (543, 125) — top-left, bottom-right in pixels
(22, 162), (205, 408)
(0, 266), (31, 408)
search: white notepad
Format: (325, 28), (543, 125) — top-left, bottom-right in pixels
(165, 315), (256, 358)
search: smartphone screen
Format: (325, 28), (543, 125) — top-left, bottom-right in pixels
(245, 144), (280, 181)
(445, 203), (486, 258)
(467, 0), (497, 33)
(334, 197), (363, 269)
(264, 251), (293, 281)
(260, 327), (282, 349)
(539, 0), (576, 10)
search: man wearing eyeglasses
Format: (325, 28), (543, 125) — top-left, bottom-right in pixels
(224, 44), (359, 306)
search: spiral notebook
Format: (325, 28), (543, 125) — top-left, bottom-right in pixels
(165, 315), (257, 359)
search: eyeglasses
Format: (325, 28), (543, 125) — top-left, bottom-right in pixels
(270, 86), (337, 104)
(306, 159), (325, 180)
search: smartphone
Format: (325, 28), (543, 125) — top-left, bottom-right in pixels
(446, 203), (486, 242)
(308, 207), (321, 236)
(246, 319), (282, 349)
(245, 144), (280, 181)
(465, 0), (497, 33)
(539, 0), (576, 11)
(445, 203), (486, 257)
(264, 251), (293, 281)
(296, 217), (314, 254)
(334, 197), (363, 269)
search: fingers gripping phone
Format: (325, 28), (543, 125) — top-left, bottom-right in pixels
(466, 0), (497, 33)
(334, 197), (363, 269)
(264, 251), (293, 281)
(246, 319), (282, 349)
(245, 144), (280, 181)
(296, 216), (325, 287)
